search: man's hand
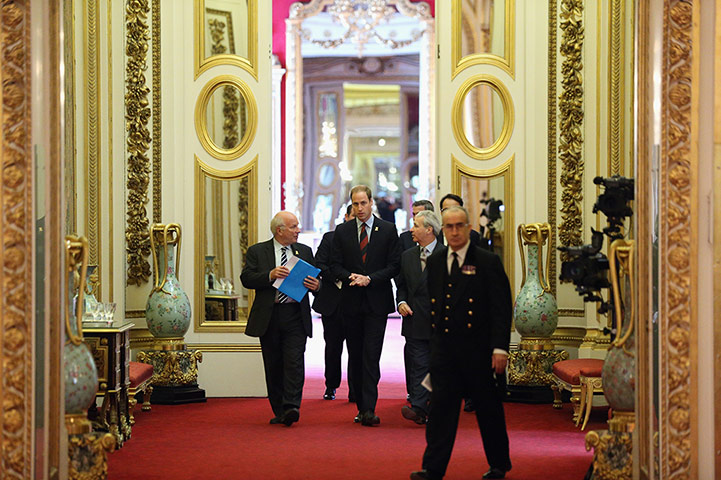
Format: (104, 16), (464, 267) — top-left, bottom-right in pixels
(398, 303), (413, 317)
(348, 273), (370, 287)
(491, 353), (508, 374)
(303, 275), (320, 292)
(270, 266), (289, 280)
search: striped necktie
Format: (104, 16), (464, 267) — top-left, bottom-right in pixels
(420, 246), (428, 271)
(359, 223), (368, 263)
(277, 246), (289, 303)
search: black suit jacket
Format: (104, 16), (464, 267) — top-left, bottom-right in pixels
(399, 230), (417, 252)
(311, 231), (342, 316)
(330, 215), (401, 316)
(395, 241), (444, 340)
(240, 239), (315, 338)
(427, 245), (512, 352)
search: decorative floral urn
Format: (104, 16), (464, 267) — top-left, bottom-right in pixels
(513, 223), (558, 350)
(602, 240), (636, 430)
(146, 223), (191, 342)
(64, 236), (99, 434)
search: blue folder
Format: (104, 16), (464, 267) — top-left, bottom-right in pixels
(278, 258), (321, 302)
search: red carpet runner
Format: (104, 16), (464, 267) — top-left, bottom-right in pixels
(109, 397), (605, 479)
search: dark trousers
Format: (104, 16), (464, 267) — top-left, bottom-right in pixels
(343, 302), (387, 413)
(422, 335), (511, 478)
(321, 311), (345, 389)
(404, 336), (431, 414)
(259, 303), (307, 417)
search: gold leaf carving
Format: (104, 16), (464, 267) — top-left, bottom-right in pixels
(1, 2), (32, 477)
(152, 0), (162, 223)
(660, 1), (695, 476)
(126, 0), (153, 286)
(557, 0), (584, 258)
(547, 0), (558, 295)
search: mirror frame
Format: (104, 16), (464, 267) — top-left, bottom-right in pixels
(194, 156), (257, 332)
(194, 0), (258, 80)
(452, 155), (514, 291)
(452, 74), (514, 160)
(452, 0), (515, 80)
(195, 75), (258, 161)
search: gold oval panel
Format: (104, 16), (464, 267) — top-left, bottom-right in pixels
(195, 75), (258, 160)
(452, 75), (514, 160)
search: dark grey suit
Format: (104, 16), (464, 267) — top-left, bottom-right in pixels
(395, 241), (444, 414)
(240, 239), (315, 417)
(399, 230), (417, 252)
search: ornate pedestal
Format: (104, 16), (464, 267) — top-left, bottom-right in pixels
(506, 348), (569, 402)
(137, 347), (206, 404)
(584, 412), (634, 480)
(68, 432), (116, 480)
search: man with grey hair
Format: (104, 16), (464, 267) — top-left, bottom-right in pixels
(400, 199), (435, 252)
(240, 211), (320, 427)
(395, 209), (443, 425)
(411, 205), (512, 480)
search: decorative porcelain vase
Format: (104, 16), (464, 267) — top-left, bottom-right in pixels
(146, 223), (191, 339)
(64, 236), (99, 432)
(602, 240), (636, 423)
(513, 223), (558, 349)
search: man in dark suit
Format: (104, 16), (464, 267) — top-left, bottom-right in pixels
(437, 193), (483, 249)
(240, 211), (320, 427)
(411, 205), (513, 480)
(312, 205), (355, 401)
(330, 185), (401, 426)
(399, 199), (435, 251)
(395, 209), (443, 425)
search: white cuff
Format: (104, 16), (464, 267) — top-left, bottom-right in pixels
(493, 348), (508, 356)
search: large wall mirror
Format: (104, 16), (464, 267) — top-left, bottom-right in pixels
(194, 157), (257, 332)
(452, 74), (513, 160)
(452, 156), (514, 290)
(195, 0), (258, 79)
(195, 75), (257, 160)
(452, 0), (515, 79)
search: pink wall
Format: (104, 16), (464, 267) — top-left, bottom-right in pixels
(271, 0), (435, 209)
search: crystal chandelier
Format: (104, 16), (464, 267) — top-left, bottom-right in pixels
(299, 0), (426, 57)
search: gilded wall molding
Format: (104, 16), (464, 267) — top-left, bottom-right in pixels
(85, 0), (101, 294)
(548, 0), (558, 295)
(125, 0), (152, 286)
(660, 1), (697, 476)
(608, 0), (624, 177)
(152, 0), (161, 223)
(65, 0), (77, 235)
(0, 2), (33, 477)
(557, 0), (584, 258)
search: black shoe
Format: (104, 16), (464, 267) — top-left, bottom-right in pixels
(401, 405), (427, 425)
(280, 408), (300, 427)
(410, 470), (439, 480)
(463, 398), (475, 412)
(360, 410), (380, 426)
(354, 412), (362, 423)
(269, 416), (282, 425)
(482, 467), (510, 479)
(323, 388), (336, 400)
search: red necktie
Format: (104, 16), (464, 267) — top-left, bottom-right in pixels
(359, 223), (368, 263)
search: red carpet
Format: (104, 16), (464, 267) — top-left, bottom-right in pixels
(109, 319), (604, 479)
(108, 398), (605, 479)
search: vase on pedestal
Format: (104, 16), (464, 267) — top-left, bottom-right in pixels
(585, 239), (635, 479)
(508, 223), (567, 400)
(140, 223), (205, 404)
(64, 236), (116, 480)
(145, 223), (191, 345)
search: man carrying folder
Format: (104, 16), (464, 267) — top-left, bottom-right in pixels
(240, 211), (320, 427)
